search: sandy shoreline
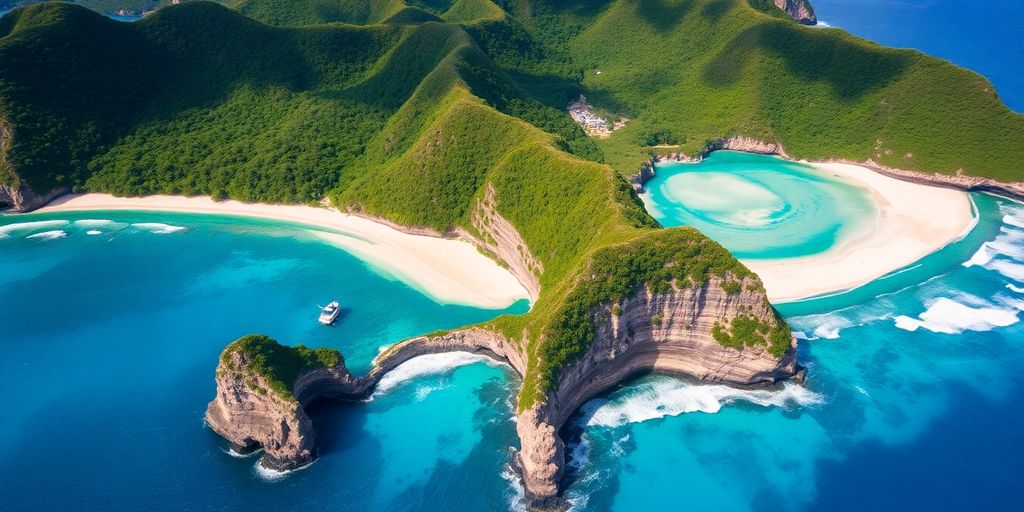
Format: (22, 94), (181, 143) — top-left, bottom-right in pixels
(744, 161), (976, 303)
(34, 194), (531, 310)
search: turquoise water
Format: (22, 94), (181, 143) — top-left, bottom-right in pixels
(566, 196), (1024, 510)
(4, 193), (1024, 510)
(812, 0), (1024, 112)
(641, 151), (875, 259)
(0, 210), (527, 510)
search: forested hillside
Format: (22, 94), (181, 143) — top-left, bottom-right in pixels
(1, 0), (1021, 405)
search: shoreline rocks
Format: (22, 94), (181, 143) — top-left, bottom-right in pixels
(205, 274), (801, 510)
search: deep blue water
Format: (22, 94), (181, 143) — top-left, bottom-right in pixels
(812, 0), (1024, 112)
(0, 211), (527, 510)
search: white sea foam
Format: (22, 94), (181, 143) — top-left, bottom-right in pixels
(223, 447), (260, 458)
(253, 458), (314, 481)
(0, 219), (68, 238)
(988, 260), (1024, 282)
(1007, 284), (1024, 293)
(372, 351), (494, 397)
(132, 222), (187, 234)
(86, 230), (102, 236)
(577, 378), (824, 428)
(73, 219), (116, 228)
(893, 296), (1021, 334)
(501, 462), (527, 512)
(26, 230), (67, 240)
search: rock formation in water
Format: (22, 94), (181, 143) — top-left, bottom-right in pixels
(207, 265), (800, 509)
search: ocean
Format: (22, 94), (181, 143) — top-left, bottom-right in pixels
(811, 0), (1024, 112)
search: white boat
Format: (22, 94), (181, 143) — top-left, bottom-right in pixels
(318, 301), (340, 325)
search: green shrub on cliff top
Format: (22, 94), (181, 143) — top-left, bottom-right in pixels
(224, 334), (342, 399)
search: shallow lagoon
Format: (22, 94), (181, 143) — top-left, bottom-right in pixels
(642, 151), (876, 259)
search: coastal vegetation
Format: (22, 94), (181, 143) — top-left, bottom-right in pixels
(1, 0), (1020, 408)
(221, 334), (342, 399)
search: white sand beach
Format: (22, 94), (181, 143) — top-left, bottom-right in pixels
(37, 194), (531, 309)
(745, 161), (976, 302)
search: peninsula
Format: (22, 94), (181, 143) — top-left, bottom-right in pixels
(1, 0), (1022, 509)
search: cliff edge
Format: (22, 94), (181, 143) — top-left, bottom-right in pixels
(205, 229), (803, 509)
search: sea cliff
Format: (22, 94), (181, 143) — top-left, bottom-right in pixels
(774, 0), (816, 25)
(206, 262), (801, 509)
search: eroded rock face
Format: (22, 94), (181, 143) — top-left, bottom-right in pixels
(516, 276), (800, 508)
(774, 0), (817, 25)
(205, 349), (363, 471)
(469, 184), (543, 302)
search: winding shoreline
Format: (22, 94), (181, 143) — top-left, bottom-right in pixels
(29, 193), (531, 310)
(637, 147), (978, 303)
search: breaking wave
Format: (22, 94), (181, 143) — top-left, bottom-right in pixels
(894, 295), (1022, 334)
(0, 220), (68, 238)
(132, 222), (187, 234)
(253, 458), (314, 481)
(86, 230), (102, 236)
(576, 377), (824, 428)
(26, 230), (67, 240)
(372, 351), (494, 397)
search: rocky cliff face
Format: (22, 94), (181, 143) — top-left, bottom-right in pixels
(468, 184), (543, 301)
(206, 274), (800, 507)
(205, 348), (366, 470)
(205, 328), (525, 472)
(0, 120), (68, 212)
(516, 276), (800, 508)
(774, 0), (816, 25)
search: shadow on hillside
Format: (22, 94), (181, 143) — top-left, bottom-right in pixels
(703, 21), (911, 101)
(635, 0), (696, 33)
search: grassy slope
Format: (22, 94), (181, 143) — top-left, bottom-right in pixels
(503, 0), (1023, 181)
(2, 0), (1017, 406)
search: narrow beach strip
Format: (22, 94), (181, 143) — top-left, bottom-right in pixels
(35, 194), (531, 309)
(745, 161), (976, 303)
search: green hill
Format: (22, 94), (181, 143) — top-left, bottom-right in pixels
(1, 0), (1021, 406)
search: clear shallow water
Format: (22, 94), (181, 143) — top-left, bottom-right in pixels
(642, 151), (875, 259)
(565, 197), (1024, 510)
(0, 210), (526, 510)
(812, 0), (1024, 112)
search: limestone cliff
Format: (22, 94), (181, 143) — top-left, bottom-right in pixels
(516, 276), (799, 508)
(206, 273), (800, 509)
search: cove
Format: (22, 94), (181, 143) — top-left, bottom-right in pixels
(641, 151), (876, 260)
(0, 210), (526, 510)
(562, 196), (1024, 510)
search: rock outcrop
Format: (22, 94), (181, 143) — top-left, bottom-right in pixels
(468, 184), (543, 301)
(205, 342), (366, 470)
(515, 276), (799, 508)
(206, 273), (801, 509)
(774, 0), (816, 25)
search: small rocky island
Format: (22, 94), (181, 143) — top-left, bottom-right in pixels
(207, 229), (803, 510)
